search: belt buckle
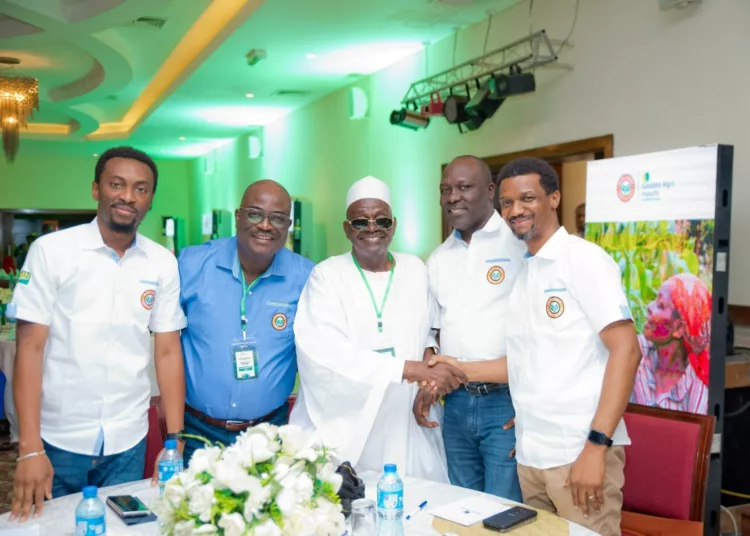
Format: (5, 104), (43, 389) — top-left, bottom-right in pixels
(224, 419), (248, 429)
(478, 383), (489, 396)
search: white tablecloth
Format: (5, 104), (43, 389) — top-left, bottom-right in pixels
(0, 472), (597, 535)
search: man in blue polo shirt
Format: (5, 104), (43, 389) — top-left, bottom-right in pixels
(177, 180), (314, 463)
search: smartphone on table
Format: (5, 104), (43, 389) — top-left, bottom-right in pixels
(106, 495), (151, 518)
(482, 506), (538, 532)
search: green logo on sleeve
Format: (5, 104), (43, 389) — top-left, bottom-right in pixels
(18, 271), (31, 285)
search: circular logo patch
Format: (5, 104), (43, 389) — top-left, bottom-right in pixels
(617, 174), (635, 202)
(272, 313), (288, 331)
(546, 296), (564, 318)
(486, 266), (505, 285)
(141, 289), (156, 310)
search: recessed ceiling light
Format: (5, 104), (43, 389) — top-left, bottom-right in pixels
(179, 136), (186, 141)
(306, 53), (316, 59)
(245, 93), (255, 98)
(93, 153), (98, 157)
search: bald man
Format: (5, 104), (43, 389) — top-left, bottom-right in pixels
(177, 180), (314, 464)
(415, 155), (527, 500)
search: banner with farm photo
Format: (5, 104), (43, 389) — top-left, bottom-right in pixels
(585, 145), (719, 415)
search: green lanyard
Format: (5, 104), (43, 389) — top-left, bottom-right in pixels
(240, 269), (261, 340)
(351, 252), (395, 333)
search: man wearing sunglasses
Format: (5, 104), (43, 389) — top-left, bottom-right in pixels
(290, 176), (465, 481)
(176, 180), (314, 464)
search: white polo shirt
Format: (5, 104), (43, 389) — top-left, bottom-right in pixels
(11, 219), (187, 455)
(427, 211), (527, 362)
(506, 227), (631, 469)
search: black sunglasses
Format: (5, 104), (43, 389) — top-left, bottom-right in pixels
(347, 217), (394, 231)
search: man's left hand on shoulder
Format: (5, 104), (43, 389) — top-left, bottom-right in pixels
(564, 442), (607, 517)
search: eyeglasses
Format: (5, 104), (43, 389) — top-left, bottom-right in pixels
(347, 217), (394, 231)
(239, 208), (291, 229)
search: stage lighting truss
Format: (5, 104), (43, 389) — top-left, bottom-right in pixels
(392, 30), (567, 133)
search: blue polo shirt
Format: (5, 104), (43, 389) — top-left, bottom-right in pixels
(178, 237), (314, 421)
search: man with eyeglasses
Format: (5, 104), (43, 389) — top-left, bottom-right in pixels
(176, 180), (314, 464)
(290, 176), (465, 480)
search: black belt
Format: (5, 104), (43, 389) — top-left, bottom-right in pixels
(464, 382), (504, 396)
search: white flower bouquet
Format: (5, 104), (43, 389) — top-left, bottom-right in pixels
(152, 424), (346, 536)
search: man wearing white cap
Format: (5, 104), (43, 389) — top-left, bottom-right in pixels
(290, 176), (465, 480)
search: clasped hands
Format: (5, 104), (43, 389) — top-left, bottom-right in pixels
(403, 354), (466, 396)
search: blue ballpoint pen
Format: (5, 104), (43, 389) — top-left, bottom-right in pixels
(405, 500), (428, 520)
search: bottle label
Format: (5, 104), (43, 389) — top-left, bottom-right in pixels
(377, 490), (403, 510)
(158, 459), (183, 485)
(75, 515), (106, 536)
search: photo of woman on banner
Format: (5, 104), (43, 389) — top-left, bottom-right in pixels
(630, 273), (710, 414)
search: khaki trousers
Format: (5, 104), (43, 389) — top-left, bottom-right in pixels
(517, 446), (626, 536)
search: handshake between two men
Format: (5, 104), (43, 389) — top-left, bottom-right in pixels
(403, 352), (467, 396)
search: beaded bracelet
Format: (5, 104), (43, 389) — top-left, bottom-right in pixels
(17, 450), (46, 463)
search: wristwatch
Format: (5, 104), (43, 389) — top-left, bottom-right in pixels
(430, 346), (439, 355)
(167, 430), (186, 441)
(587, 429), (613, 447)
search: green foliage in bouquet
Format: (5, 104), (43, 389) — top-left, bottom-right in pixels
(585, 220), (714, 332)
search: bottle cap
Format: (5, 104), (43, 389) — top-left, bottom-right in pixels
(165, 439), (177, 450)
(82, 486), (97, 499)
(384, 463), (397, 473)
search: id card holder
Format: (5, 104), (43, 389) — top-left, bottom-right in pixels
(374, 347), (396, 357)
(231, 336), (259, 381)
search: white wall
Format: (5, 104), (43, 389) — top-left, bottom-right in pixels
(255, 0), (750, 303)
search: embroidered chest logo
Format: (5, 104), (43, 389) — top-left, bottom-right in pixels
(272, 312), (288, 331)
(617, 174), (635, 202)
(141, 289), (156, 310)
(546, 296), (564, 318)
(486, 266), (505, 285)
(18, 271), (31, 285)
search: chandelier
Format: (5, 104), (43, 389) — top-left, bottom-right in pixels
(0, 75), (39, 163)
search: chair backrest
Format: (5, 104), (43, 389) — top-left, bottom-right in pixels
(143, 396), (167, 479)
(622, 403), (714, 521)
(287, 394), (297, 419)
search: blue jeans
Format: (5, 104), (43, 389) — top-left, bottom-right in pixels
(44, 438), (147, 499)
(442, 386), (522, 502)
(183, 402), (289, 467)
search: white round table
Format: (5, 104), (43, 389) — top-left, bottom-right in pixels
(0, 472), (597, 535)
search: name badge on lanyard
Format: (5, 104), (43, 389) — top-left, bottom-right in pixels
(231, 336), (259, 381)
(351, 251), (395, 334)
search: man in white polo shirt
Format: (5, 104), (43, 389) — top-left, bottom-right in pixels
(429, 157), (641, 535)
(415, 155), (526, 501)
(9, 147), (187, 522)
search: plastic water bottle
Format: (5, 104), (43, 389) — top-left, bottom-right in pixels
(158, 439), (183, 495)
(376, 464), (404, 536)
(75, 486), (106, 536)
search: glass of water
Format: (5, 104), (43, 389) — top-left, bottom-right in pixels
(350, 498), (377, 536)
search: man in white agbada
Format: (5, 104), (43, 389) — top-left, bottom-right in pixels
(290, 176), (466, 482)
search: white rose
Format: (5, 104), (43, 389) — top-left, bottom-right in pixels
(218, 512), (246, 536)
(193, 525), (219, 534)
(235, 432), (279, 464)
(188, 484), (215, 522)
(317, 463), (343, 493)
(284, 505), (316, 536)
(253, 519), (283, 536)
(248, 422), (280, 441)
(313, 501), (346, 536)
(276, 472), (314, 515)
(212, 451), (244, 489)
(188, 446), (222, 475)
(173, 520), (195, 536)
(277, 425), (306, 457)
(240, 476), (271, 519)
(179, 471), (201, 498)
(164, 481), (187, 508)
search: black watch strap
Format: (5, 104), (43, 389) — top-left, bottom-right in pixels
(587, 429), (613, 447)
(167, 430), (186, 441)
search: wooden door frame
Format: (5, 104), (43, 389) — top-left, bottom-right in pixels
(440, 134), (614, 242)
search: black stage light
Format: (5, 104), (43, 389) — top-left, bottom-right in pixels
(465, 86), (504, 121)
(443, 95), (470, 124)
(489, 72), (536, 98)
(389, 108), (429, 130)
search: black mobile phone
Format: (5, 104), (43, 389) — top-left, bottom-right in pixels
(106, 495), (151, 518)
(482, 506), (538, 532)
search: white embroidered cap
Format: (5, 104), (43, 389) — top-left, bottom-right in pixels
(346, 176), (391, 209)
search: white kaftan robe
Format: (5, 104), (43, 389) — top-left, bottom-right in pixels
(290, 251), (449, 483)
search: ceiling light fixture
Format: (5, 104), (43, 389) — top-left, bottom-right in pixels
(0, 73), (39, 163)
(305, 53), (316, 60)
(245, 93), (255, 98)
(179, 136), (186, 141)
